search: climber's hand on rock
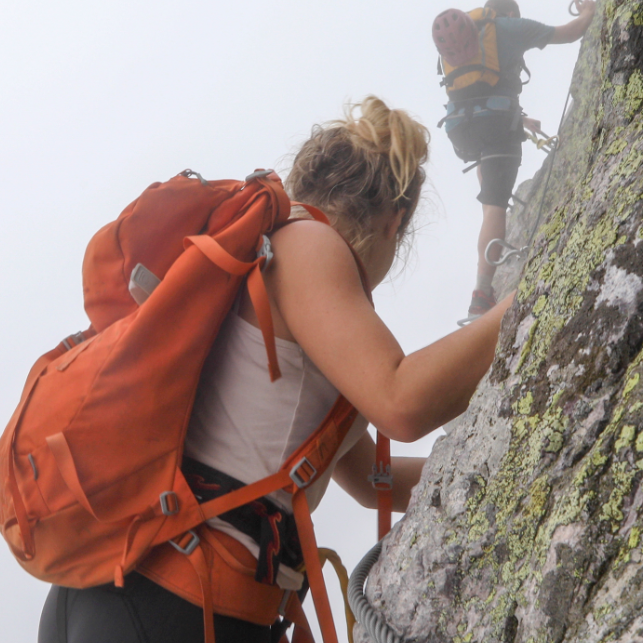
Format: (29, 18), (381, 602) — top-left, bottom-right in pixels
(574, 0), (596, 18)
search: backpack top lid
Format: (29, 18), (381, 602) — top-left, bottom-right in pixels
(432, 8), (480, 67)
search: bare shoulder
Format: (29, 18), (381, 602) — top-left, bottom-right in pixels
(268, 220), (362, 283)
(270, 219), (351, 256)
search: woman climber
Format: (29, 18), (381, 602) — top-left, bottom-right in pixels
(38, 96), (513, 643)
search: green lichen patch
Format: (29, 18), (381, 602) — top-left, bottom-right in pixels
(615, 425), (637, 452)
(613, 69), (643, 120)
(624, 372), (640, 398)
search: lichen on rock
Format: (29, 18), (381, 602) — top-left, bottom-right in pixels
(355, 2), (643, 642)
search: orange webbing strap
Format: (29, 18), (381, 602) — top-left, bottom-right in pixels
(292, 490), (338, 643)
(185, 235), (281, 382)
(6, 452), (35, 561)
(375, 432), (393, 540)
(318, 548), (355, 643)
(180, 530), (216, 643)
(246, 263), (281, 382)
(284, 595), (315, 643)
(290, 201), (330, 225)
(46, 433), (107, 520)
(198, 470), (293, 524)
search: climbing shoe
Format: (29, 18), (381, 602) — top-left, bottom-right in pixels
(468, 289), (497, 316)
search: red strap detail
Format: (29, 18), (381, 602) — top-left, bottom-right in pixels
(186, 235), (281, 383)
(292, 490), (338, 643)
(183, 532), (216, 643)
(375, 432), (392, 540)
(185, 236), (257, 276)
(6, 453), (35, 561)
(247, 264), (281, 382)
(198, 470), (293, 522)
(46, 433), (103, 520)
(290, 201), (330, 225)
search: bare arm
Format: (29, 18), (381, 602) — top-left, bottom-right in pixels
(549, 0), (596, 44)
(264, 221), (514, 443)
(332, 430), (425, 512)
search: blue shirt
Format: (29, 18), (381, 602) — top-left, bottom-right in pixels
(494, 17), (555, 96)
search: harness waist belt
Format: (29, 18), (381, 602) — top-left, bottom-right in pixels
(182, 457), (303, 585)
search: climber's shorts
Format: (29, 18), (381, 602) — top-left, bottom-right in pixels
(477, 130), (523, 209)
(447, 111), (524, 209)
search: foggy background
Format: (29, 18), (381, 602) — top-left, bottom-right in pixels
(0, 1), (584, 640)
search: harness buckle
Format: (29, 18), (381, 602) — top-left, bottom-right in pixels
(159, 491), (180, 516)
(289, 457), (317, 488)
(169, 530), (200, 556)
(368, 463), (393, 490)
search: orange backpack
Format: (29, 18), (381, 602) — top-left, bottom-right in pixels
(0, 169), (361, 643)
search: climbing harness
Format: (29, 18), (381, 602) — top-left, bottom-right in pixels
(484, 87), (573, 268)
(348, 541), (404, 643)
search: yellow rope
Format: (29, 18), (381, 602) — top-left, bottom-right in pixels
(318, 548), (356, 643)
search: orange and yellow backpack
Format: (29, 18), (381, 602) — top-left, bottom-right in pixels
(438, 7), (502, 101)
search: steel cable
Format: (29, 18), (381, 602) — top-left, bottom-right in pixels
(348, 541), (404, 643)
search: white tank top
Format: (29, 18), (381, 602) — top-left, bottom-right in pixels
(184, 311), (364, 589)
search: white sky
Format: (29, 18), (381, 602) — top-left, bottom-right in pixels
(0, 1), (583, 641)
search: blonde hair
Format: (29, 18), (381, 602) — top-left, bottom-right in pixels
(286, 96), (430, 257)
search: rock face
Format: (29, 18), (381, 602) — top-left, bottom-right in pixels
(356, 2), (643, 642)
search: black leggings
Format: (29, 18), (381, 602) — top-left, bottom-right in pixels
(38, 573), (273, 643)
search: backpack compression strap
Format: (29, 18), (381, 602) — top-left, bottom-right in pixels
(441, 63), (501, 88)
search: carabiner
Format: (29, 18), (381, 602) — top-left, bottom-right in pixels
(569, 0), (580, 16)
(485, 238), (528, 267)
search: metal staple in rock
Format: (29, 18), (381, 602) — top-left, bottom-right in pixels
(348, 540), (404, 643)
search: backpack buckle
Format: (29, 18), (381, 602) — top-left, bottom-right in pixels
(289, 457), (317, 488)
(169, 530), (200, 556)
(368, 463), (393, 490)
(245, 169), (275, 183)
(159, 491), (180, 516)
(179, 169), (209, 186)
(257, 235), (274, 271)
